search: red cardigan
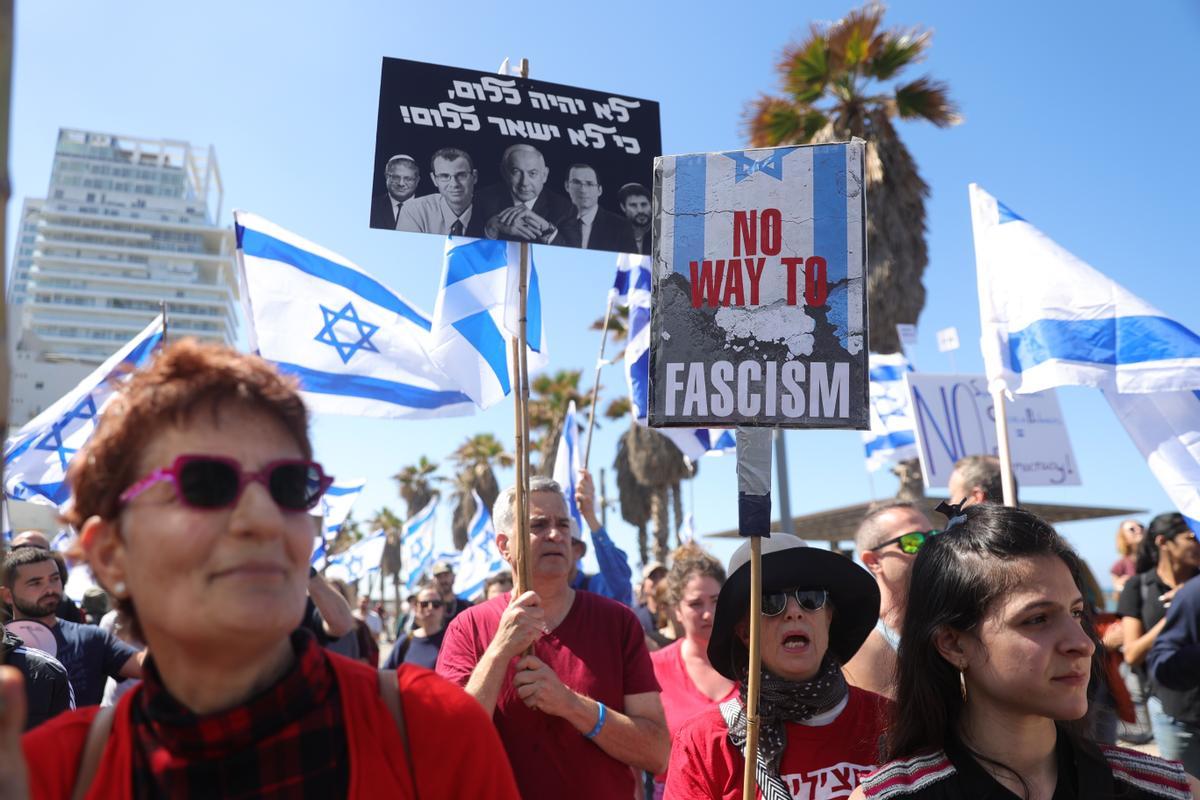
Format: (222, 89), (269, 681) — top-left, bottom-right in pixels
(23, 653), (520, 799)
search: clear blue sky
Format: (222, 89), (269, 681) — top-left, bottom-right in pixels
(10, 1), (1200, 585)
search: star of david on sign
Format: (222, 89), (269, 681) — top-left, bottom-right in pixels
(314, 302), (380, 364)
(35, 395), (99, 471)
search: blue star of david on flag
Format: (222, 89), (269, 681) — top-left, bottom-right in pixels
(33, 395), (98, 471)
(315, 302), (380, 365)
(724, 148), (796, 183)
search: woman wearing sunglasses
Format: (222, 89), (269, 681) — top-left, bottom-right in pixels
(384, 583), (448, 670)
(664, 533), (888, 799)
(852, 504), (1198, 800)
(8, 341), (519, 799)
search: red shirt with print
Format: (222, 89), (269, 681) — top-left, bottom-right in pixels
(665, 684), (890, 800)
(437, 590), (660, 800)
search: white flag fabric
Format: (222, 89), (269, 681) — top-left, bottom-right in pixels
(971, 184), (1200, 395)
(234, 211), (474, 419)
(862, 352), (919, 471)
(326, 529), (387, 584)
(1, 499), (11, 544)
(1105, 389), (1200, 530)
(314, 478), (366, 538)
(429, 238), (547, 409)
(454, 491), (507, 600)
(612, 254), (734, 461)
(552, 400), (585, 535)
(4, 315), (165, 507)
(400, 497), (438, 591)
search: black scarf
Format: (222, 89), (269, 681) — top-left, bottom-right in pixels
(721, 654), (848, 800)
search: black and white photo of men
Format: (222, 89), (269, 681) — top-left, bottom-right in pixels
(559, 164), (637, 252)
(370, 154), (420, 230)
(617, 182), (653, 255)
(396, 147), (482, 236)
(476, 144), (575, 243)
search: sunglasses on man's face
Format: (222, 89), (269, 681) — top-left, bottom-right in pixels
(761, 588), (829, 617)
(870, 529), (941, 555)
(119, 454), (333, 512)
(417, 600), (444, 610)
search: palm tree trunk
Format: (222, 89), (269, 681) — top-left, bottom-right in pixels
(671, 482), (684, 548)
(637, 523), (648, 567)
(650, 486), (670, 563)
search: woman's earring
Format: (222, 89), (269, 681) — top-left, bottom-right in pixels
(959, 665), (968, 702)
(113, 581), (127, 597)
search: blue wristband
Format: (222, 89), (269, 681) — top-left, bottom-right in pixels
(584, 701), (607, 739)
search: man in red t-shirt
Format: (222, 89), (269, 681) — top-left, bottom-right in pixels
(437, 476), (668, 799)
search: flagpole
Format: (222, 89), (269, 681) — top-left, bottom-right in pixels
(510, 338), (531, 595)
(159, 299), (169, 341)
(511, 55), (535, 598)
(992, 389), (1017, 506)
(582, 292), (614, 468)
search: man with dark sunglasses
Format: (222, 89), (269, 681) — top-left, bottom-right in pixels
(843, 502), (936, 699)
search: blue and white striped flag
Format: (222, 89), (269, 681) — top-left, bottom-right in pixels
(614, 254), (735, 462)
(401, 497), (438, 590)
(4, 315), (165, 507)
(234, 211), (474, 419)
(971, 184), (1200, 531)
(863, 352), (919, 471)
(315, 478), (366, 538)
(0, 499), (10, 545)
(429, 238), (548, 409)
(326, 529), (387, 584)
(552, 400), (584, 535)
(454, 491), (506, 600)
(972, 184), (1200, 395)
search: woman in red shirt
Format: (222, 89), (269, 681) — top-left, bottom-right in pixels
(650, 545), (737, 797)
(1, 340), (520, 799)
(664, 533), (889, 799)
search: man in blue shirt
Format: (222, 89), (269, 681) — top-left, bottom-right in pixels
(569, 469), (633, 606)
(1148, 575), (1200, 691)
(1, 547), (142, 706)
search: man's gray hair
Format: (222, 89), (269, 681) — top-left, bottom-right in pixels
(952, 454), (1017, 504)
(385, 154), (418, 171)
(492, 476), (564, 536)
(500, 143), (545, 171)
(854, 501), (918, 554)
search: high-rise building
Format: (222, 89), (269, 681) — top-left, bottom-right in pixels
(7, 129), (239, 425)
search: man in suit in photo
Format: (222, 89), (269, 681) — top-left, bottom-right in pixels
(396, 147), (482, 237)
(618, 182), (653, 255)
(475, 144), (574, 243)
(370, 154), (420, 230)
(559, 164), (637, 253)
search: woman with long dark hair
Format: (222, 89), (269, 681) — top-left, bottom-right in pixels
(852, 504), (1196, 799)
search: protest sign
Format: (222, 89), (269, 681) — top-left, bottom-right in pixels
(648, 141), (868, 428)
(370, 57), (661, 254)
(905, 372), (1081, 489)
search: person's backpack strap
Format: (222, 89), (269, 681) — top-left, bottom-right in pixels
(378, 668), (418, 799)
(70, 705), (116, 800)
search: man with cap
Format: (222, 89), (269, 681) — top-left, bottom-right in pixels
(636, 561), (668, 638)
(431, 560), (474, 623)
(664, 533), (890, 799)
(436, 475), (668, 799)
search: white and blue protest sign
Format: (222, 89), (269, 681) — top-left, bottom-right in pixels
(905, 372), (1080, 489)
(234, 211), (475, 419)
(650, 142), (868, 429)
(454, 491), (506, 600)
(400, 497), (438, 591)
(4, 314), (165, 507)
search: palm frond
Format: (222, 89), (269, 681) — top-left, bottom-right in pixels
(781, 36), (830, 103)
(865, 29), (929, 80)
(892, 76), (962, 126)
(825, 3), (885, 71)
(745, 96), (807, 146)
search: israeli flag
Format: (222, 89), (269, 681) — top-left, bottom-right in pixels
(971, 184), (1200, 395)
(4, 315), (165, 507)
(401, 497), (438, 591)
(430, 238), (548, 409)
(454, 491), (507, 600)
(552, 400), (585, 535)
(863, 352), (919, 471)
(234, 211), (475, 419)
(1, 499), (10, 544)
(613, 255), (735, 462)
(315, 478), (366, 538)
(310, 537), (328, 570)
(326, 529), (387, 584)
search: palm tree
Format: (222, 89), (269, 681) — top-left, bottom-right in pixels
(621, 423), (694, 564)
(371, 506), (405, 614)
(392, 456), (441, 519)
(449, 433), (514, 550)
(527, 369), (594, 475)
(613, 430), (653, 564)
(744, 2), (959, 355)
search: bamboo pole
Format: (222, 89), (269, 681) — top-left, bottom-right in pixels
(992, 389), (1017, 506)
(582, 292), (614, 468)
(742, 535), (763, 799)
(510, 337), (531, 595)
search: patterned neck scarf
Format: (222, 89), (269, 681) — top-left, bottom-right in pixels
(720, 653), (848, 800)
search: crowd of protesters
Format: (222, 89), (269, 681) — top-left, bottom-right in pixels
(0, 341), (1198, 798)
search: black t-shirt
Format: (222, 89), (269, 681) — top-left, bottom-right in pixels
(1117, 570), (1200, 723)
(51, 619), (139, 707)
(383, 628), (446, 671)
